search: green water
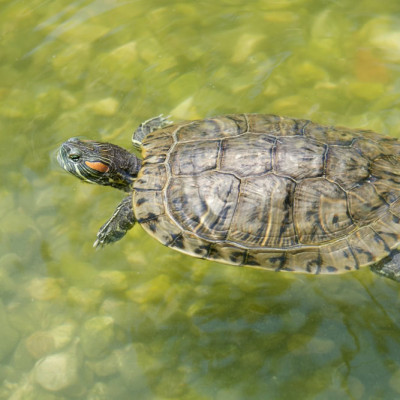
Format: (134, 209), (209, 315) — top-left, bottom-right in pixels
(2, 0), (400, 398)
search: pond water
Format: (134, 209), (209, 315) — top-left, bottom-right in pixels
(2, 0), (400, 399)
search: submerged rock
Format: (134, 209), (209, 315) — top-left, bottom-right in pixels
(85, 97), (119, 117)
(115, 345), (146, 387)
(50, 323), (77, 350)
(34, 343), (81, 392)
(25, 331), (56, 360)
(26, 278), (63, 301)
(66, 287), (103, 312)
(0, 301), (20, 362)
(87, 352), (119, 377)
(95, 270), (128, 292)
(52, 44), (91, 85)
(126, 274), (171, 304)
(80, 316), (114, 359)
(91, 41), (139, 91)
(25, 323), (77, 360)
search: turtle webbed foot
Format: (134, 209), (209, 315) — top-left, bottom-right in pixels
(132, 114), (173, 150)
(371, 251), (400, 282)
(94, 195), (136, 248)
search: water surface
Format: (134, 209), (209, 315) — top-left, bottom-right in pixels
(1, 0), (400, 399)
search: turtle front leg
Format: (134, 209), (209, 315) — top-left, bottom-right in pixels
(132, 115), (173, 150)
(371, 251), (400, 282)
(94, 194), (136, 248)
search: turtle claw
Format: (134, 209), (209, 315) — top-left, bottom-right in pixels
(93, 238), (104, 249)
(93, 195), (136, 248)
(372, 251), (400, 282)
(132, 114), (174, 150)
(93, 221), (129, 248)
(93, 228), (114, 249)
(146, 114), (173, 129)
(159, 114), (173, 127)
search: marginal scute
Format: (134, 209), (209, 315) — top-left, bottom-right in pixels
(304, 123), (362, 145)
(246, 114), (308, 136)
(134, 164), (167, 191)
(141, 133), (173, 158)
(361, 130), (394, 142)
(371, 155), (400, 181)
(352, 138), (386, 160)
(142, 124), (176, 145)
(133, 190), (165, 217)
(319, 240), (357, 273)
(245, 250), (288, 270)
(175, 114), (247, 142)
(347, 226), (390, 266)
(371, 212), (400, 251)
(207, 243), (245, 266)
(169, 232), (210, 258)
(370, 155), (400, 204)
(379, 140), (400, 156)
(140, 214), (182, 245)
(284, 248), (321, 273)
(372, 179), (400, 204)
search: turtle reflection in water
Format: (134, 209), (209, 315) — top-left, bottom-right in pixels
(57, 114), (400, 282)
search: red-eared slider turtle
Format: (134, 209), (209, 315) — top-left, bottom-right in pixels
(57, 114), (400, 281)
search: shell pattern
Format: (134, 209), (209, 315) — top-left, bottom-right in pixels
(133, 114), (400, 274)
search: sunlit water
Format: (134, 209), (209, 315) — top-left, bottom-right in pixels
(1, 0), (400, 399)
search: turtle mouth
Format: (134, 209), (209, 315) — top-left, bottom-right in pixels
(56, 144), (68, 170)
(57, 141), (80, 166)
(57, 140), (90, 182)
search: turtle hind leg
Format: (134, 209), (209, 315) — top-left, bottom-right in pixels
(371, 251), (400, 282)
(94, 195), (136, 248)
(132, 114), (173, 150)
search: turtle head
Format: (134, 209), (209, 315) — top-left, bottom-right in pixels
(57, 138), (141, 192)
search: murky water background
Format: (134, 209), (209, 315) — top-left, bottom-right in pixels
(2, 0), (400, 399)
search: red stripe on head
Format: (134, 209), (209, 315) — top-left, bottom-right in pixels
(85, 161), (109, 173)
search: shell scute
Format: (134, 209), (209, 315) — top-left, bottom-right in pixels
(293, 178), (353, 245)
(170, 140), (219, 175)
(325, 146), (370, 190)
(220, 133), (274, 177)
(274, 136), (325, 179)
(228, 175), (297, 247)
(167, 173), (240, 241)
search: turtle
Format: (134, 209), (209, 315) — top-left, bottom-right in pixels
(57, 113), (400, 282)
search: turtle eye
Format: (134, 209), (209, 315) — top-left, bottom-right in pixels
(68, 152), (81, 162)
(66, 146), (83, 162)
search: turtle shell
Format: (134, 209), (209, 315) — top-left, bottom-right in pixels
(132, 114), (400, 274)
